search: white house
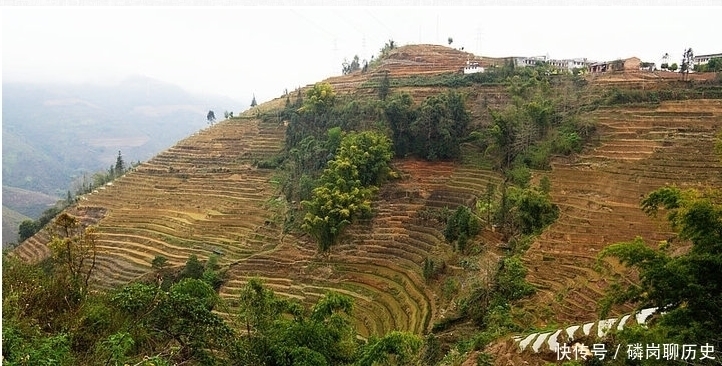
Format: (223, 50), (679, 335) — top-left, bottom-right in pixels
(514, 55), (592, 72)
(463, 60), (484, 74)
(694, 53), (722, 65)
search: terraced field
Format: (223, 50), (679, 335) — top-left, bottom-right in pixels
(13, 124), (508, 339)
(11, 44), (512, 339)
(12, 116), (287, 290)
(308, 44), (506, 103)
(12, 45), (722, 361)
(522, 98), (722, 326)
(218, 158), (506, 337)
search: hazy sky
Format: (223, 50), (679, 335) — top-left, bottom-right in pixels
(3, 5), (720, 106)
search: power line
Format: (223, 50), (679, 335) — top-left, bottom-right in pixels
(289, 8), (335, 41)
(333, 9), (391, 59)
(333, 9), (365, 37)
(332, 9), (368, 57)
(366, 9), (394, 39)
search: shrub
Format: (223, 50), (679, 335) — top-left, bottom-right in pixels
(254, 154), (285, 169)
(422, 257), (435, 281)
(444, 206), (480, 249)
(507, 164), (531, 188)
(511, 187), (559, 235)
(442, 278), (460, 300)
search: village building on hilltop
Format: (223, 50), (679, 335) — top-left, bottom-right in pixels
(503, 55), (657, 74)
(588, 57), (642, 73)
(463, 60), (484, 74)
(513, 55), (593, 72)
(694, 52), (722, 65)
(461, 49), (715, 77)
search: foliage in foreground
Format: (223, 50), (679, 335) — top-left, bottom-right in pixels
(598, 186), (722, 363)
(3, 250), (422, 365)
(5, 212), (422, 365)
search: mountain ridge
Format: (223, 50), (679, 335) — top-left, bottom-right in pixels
(9, 44), (722, 364)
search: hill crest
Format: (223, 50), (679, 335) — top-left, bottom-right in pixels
(10, 44), (722, 364)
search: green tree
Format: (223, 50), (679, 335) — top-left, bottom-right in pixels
(482, 182), (497, 224)
(2, 256), (78, 365)
(525, 96), (554, 138)
(305, 292), (357, 364)
(325, 127), (344, 156)
(706, 57), (722, 72)
(155, 279), (232, 362)
(661, 52), (670, 69)
(488, 107), (520, 168)
(356, 331), (423, 366)
(599, 186), (722, 352)
(411, 91), (470, 160)
(384, 92), (416, 156)
(300, 83), (336, 115)
(444, 206), (480, 249)
(379, 39), (396, 58)
(378, 70), (390, 101)
(179, 254), (204, 280)
(77, 281), (220, 364)
(669, 62), (678, 72)
(301, 131), (391, 253)
(111, 279), (233, 364)
(114, 150), (125, 177)
(509, 186), (559, 235)
(112, 282), (160, 318)
(151, 255), (168, 270)
(18, 219), (37, 242)
(207, 110), (216, 123)
(301, 156), (373, 252)
(236, 279), (358, 365)
(496, 255), (536, 301)
(485, 71), (560, 170)
(335, 131), (393, 187)
(681, 47), (694, 81)
(237, 278), (293, 363)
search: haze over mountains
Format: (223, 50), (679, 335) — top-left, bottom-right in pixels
(2, 76), (243, 245)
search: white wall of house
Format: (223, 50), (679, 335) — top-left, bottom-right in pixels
(694, 53), (722, 65)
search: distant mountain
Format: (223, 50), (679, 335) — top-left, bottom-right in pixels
(2, 186), (60, 219)
(2, 186), (62, 246)
(2, 76), (244, 245)
(2, 206), (33, 246)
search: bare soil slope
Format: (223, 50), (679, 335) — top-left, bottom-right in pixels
(522, 96), (722, 325)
